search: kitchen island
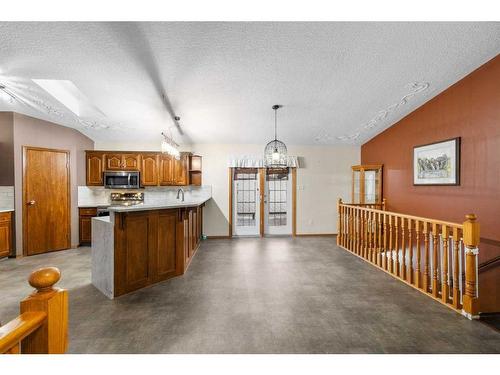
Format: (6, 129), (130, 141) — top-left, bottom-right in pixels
(91, 197), (210, 298)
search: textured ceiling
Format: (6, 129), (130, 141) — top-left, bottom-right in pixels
(0, 22), (499, 146)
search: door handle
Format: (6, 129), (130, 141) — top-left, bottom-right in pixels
(27, 200), (36, 206)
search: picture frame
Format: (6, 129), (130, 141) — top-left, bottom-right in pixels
(413, 137), (461, 186)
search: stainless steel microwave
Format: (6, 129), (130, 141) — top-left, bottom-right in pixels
(104, 171), (140, 189)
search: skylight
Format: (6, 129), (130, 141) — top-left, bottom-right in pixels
(32, 79), (104, 117)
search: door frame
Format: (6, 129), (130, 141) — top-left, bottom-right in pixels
(22, 146), (71, 256)
(228, 167), (296, 238)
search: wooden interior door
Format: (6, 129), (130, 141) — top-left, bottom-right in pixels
(23, 147), (70, 256)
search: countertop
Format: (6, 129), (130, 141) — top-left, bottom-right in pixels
(92, 216), (111, 223)
(107, 196), (211, 212)
(0, 208), (14, 213)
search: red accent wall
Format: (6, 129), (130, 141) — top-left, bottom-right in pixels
(361, 54), (500, 263)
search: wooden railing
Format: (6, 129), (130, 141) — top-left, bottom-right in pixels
(337, 199), (480, 319)
(0, 267), (68, 354)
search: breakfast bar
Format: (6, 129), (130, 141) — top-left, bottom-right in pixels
(91, 196), (210, 298)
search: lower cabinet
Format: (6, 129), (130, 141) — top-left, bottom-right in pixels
(0, 211), (13, 258)
(114, 206), (203, 297)
(79, 208), (97, 245)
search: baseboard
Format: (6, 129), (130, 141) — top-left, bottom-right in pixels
(206, 235), (232, 239)
(295, 233), (337, 237)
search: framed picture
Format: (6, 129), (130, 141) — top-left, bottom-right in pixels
(413, 137), (460, 186)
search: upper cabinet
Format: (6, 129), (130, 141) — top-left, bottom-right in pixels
(173, 154), (189, 186)
(86, 151), (200, 187)
(351, 164), (383, 204)
(141, 153), (159, 186)
(86, 152), (104, 186)
(105, 153), (140, 171)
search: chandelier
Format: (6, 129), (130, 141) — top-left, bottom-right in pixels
(264, 104), (287, 167)
(161, 124), (180, 160)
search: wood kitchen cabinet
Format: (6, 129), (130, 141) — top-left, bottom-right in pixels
(85, 150), (197, 187)
(159, 154), (175, 185)
(86, 151), (105, 186)
(173, 154), (189, 185)
(105, 153), (140, 171)
(113, 205), (203, 297)
(79, 207), (97, 245)
(141, 153), (159, 186)
(0, 211), (13, 258)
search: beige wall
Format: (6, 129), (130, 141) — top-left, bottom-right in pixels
(95, 142), (360, 236)
(13, 113), (94, 254)
(191, 144), (359, 236)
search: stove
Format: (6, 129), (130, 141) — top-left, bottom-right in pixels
(96, 192), (144, 216)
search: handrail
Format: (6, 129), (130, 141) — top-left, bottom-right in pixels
(337, 198), (480, 320)
(479, 255), (500, 271)
(0, 267), (68, 354)
(341, 201), (463, 229)
(0, 312), (47, 354)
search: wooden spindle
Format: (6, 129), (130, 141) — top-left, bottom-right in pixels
(423, 222), (430, 292)
(441, 225), (450, 303)
(383, 213), (388, 270)
(394, 216), (400, 276)
(370, 211), (375, 263)
(407, 218), (413, 284)
(415, 220), (421, 289)
(462, 214), (480, 319)
(337, 199), (342, 247)
(452, 227), (461, 309)
(432, 223), (439, 298)
(363, 210), (368, 259)
(401, 218), (406, 280)
(388, 215), (394, 274)
(377, 212), (383, 266)
(20, 267), (68, 353)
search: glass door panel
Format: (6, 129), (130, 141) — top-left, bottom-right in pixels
(364, 170), (376, 204)
(264, 168), (292, 235)
(233, 168), (260, 236)
(353, 170), (361, 203)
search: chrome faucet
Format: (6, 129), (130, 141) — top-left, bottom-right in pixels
(176, 188), (185, 202)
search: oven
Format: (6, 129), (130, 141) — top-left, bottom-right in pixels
(103, 171), (140, 189)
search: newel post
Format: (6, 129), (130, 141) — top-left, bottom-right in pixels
(337, 198), (343, 246)
(20, 267), (68, 353)
(462, 214), (480, 320)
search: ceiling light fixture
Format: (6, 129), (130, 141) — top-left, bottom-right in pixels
(264, 105), (287, 167)
(0, 83), (20, 104)
(161, 117), (181, 160)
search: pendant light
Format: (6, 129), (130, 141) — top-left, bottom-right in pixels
(161, 117), (181, 160)
(264, 104), (287, 167)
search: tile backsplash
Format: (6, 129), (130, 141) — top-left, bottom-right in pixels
(78, 185), (212, 207)
(0, 186), (14, 210)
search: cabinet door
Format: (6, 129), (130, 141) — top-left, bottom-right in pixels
(86, 152), (104, 186)
(106, 154), (123, 170)
(119, 213), (153, 294)
(79, 217), (92, 244)
(123, 154), (140, 170)
(141, 154), (159, 186)
(173, 155), (189, 185)
(0, 220), (11, 258)
(156, 210), (177, 281)
(159, 155), (174, 185)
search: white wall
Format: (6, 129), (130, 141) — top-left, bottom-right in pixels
(95, 142), (360, 236)
(190, 144), (359, 236)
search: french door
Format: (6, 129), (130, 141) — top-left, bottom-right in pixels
(231, 167), (293, 237)
(232, 168), (261, 236)
(264, 168), (292, 235)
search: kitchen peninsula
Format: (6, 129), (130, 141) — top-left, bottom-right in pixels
(91, 193), (211, 298)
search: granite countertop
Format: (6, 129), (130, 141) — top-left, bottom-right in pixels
(107, 196), (211, 212)
(0, 208), (14, 213)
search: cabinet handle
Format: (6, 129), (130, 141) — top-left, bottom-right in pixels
(27, 200), (36, 206)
